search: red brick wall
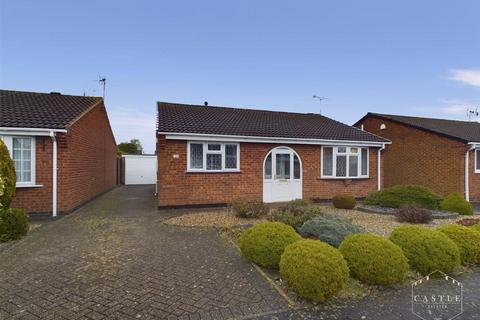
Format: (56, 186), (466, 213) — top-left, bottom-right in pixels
(58, 102), (117, 211)
(468, 151), (480, 200)
(11, 102), (117, 214)
(157, 135), (381, 207)
(357, 116), (469, 197)
(10, 137), (53, 212)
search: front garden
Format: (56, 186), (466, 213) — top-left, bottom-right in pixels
(164, 184), (480, 304)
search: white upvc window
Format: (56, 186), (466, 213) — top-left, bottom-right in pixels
(321, 146), (369, 179)
(187, 142), (240, 172)
(0, 136), (36, 186)
(475, 149), (480, 173)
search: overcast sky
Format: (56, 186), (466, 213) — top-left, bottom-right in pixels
(1, 0), (479, 153)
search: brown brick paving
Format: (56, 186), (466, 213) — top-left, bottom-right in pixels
(0, 186), (287, 319)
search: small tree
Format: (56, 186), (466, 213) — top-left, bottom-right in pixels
(0, 139), (16, 208)
(117, 138), (143, 155)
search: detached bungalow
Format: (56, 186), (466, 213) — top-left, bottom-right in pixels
(0, 90), (117, 216)
(355, 113), (480, 201)
(156, 102), (389, 208)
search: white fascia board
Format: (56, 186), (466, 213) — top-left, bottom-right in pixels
(0, 127), (67, 136)
(159, 132), (390, 147)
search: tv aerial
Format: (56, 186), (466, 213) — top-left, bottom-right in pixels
(467, 108), (479, 121)
(313, 95), (328, 115)
(93, 75), (106, 99)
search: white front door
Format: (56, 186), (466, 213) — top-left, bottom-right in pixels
(263, 147), (302, 203)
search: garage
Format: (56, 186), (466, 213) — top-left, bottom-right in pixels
(123, 155), (157, 185)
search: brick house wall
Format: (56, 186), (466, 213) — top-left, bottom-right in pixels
(10, 137), (54, 212)
(10, 102), (117, 214)
(57, 103), (117, 211)
(356, 116), (475, 198)
(157, 135), (382, 207)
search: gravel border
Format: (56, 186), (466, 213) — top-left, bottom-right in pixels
(163, 209), (267, 228)
(356, 204), (459, 219)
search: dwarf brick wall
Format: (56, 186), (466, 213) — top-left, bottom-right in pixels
(157, 135), (382, 207)
(356, 116), (473, 198)
(10, 102), (117, 214)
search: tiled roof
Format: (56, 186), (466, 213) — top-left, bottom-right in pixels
(157, 102), (389, 143)
(0, 90), (102, 129)
(358, 112), (480, 143)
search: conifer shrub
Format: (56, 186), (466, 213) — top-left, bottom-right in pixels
(279, 240), (349, 302)
(339, 234), (409, 285)
(239, 222), (301, 269)
(389, 225), (460, 275)
(437, 224), (480, 264)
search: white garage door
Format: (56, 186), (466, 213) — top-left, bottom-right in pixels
(123, 155), (157, 185)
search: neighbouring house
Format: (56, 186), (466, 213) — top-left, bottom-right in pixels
(156, 102), (390, 208)
(0, 90), (117, 216)
(355, 113), (480, 201)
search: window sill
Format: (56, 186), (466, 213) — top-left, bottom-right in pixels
(16, 184), (44, 188)
(186, 170), (242, 174)
(319, 176), (369, 180)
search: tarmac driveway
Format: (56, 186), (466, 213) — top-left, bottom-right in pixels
(0, 186), (287, 320)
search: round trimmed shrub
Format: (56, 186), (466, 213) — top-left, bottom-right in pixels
(440, 193), (473, 215)
(0, 208), (29, 242)
(332, 195), (356, 209)
(389, 225), (460, 275)
(279, 239), (349, 302)
(437, 224), (480, 264)
(239, 222), (301, 269)
(0, 139), (16, 208)
(339, 234), (409, 285)
(471, 223), (480, 233)
(298, 215), (365, 247)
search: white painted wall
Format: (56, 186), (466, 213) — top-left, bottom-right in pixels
(123, 155), (157, 185)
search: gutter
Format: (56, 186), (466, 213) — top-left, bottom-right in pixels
(465, 143), (480, 201)
(0, 127), (67, 136)
(377, 143), (386, 191)
(158, 132), (391, 147)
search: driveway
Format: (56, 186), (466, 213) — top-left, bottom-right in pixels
(0, 186), (287, 320)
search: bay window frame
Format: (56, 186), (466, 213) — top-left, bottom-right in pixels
(187, 141), (240, 172)
(321, 145), (369, 179)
